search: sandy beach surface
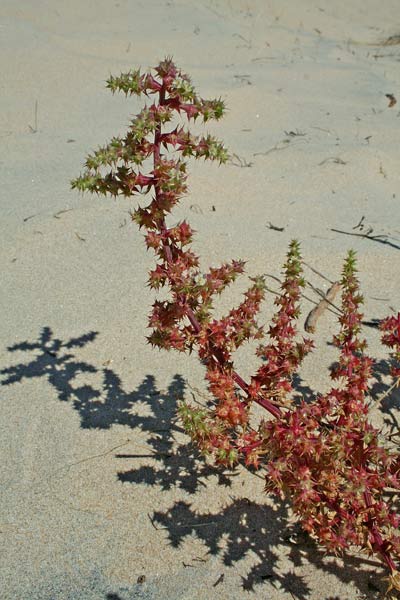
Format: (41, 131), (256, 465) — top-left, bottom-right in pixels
(1, 1), (400, 598)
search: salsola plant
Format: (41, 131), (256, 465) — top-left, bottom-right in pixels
(72, 58), (400, 591)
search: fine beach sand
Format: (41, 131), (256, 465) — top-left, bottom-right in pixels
(1, 1), (400, 598)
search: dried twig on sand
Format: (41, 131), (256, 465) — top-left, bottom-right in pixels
(305, 282), (341, 333)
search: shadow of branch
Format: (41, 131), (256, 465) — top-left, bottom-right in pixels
(0, 326), (392, 597)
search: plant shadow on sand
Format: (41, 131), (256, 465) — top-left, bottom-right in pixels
(1, 326), (395, 598)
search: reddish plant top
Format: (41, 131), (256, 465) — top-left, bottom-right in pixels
(72, 59), (400, 592)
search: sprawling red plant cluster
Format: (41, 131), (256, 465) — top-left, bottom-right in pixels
(72, 59), (400, 591)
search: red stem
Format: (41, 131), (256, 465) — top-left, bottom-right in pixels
(152, 87), (282, 421)
(364, 489), (396, 573)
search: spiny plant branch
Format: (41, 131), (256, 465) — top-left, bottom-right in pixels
(72, 58), (400, 591)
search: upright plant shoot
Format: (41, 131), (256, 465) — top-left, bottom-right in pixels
(72, 59), (400, 591)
